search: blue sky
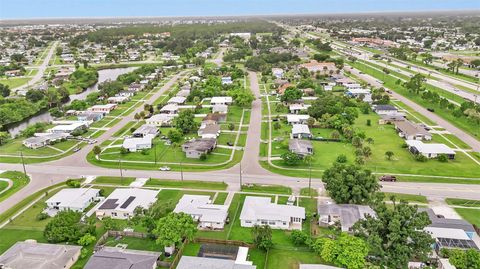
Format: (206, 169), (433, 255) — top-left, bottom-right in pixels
(0, 0), (479, 19)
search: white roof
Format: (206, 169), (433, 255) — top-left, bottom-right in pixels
(123, 137), (152, 149)
(240, 196), (305, 222)
(46, 188), (99, 209)
(168, 96), (186, 104)
(160, 104), (178, 112)
(424, 227), (470, 240)
(289, 104), (310, 110)
(97, 188), (158, 213)
(292, 124), (311, 134)
(148, 113), (177, 122)
(49, 122), (85, 132)
(287, 114), (310, 122)
(347, 88), (371, 94)
(91, 104), (117, 109)
(406, 140), (456, 155)
(173, 195), (228, 223)
(211, 96), (233, 104)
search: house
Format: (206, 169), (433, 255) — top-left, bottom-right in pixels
(107, 96), (129, 104)
(299, 61), (337, 75)
(146, 113), (176, 126)
(272, 68), (284, 78)
(211, 96), (233, 106)
(84, 247), (161, 269)
(48, 122), (87, 134)
(286, 114), (310, 125)
(289, 103), (310, 114)
(212, 104), (228, 114)
(240, 196), (305, 230)
(88, 104), (117, 114)
(123, 137), (152, 152)
(77, 112), (104, 122)
(277, 82), (291, 95)
(96, 188), (159, 220)
(318, 204), (376, 232)
(173, 194), (228, 229)
(335, 77), (356, 86)
(45, 188), (100, 215)
(421, 208), (477, 240)
(132, 124), (159, 139)
(159, 104), (179, 114)
(176, 89), (191, 97)
(167, 96), (186, 105)
(378, 114), (405, 125)
(221, 76), (233, 85)
(5, 69), (21, 77)
(197, 123), (220, 139)
(346, 88), (371, 100)
(405, 140), (456, 159)
(117, 90), (136, 97)
(203, 113), (227, 123)
(373, 104), (398, 115)
(291, 124), (312, 139)
(394, 121), (432, 140)
(128, 83), (144, 92)
(177, 247), (256, 269)
(23, 133), (68, 149)
(289, 139), (313, 157)
(0, 240), (82, 269)
(182, 138), (217, 159)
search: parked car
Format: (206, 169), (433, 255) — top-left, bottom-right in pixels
(73, 147), (81, 152)
(159, 166), (171, 171)
(427, 108), (435, 112)
(379, 175), (397, 182)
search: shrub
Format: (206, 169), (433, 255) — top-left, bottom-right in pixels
(336, 154), (348, 163)
(438, 154), (448, 162)
(36, 212), (49, 221)
(66, 179), (81, 188)
(290, 230), (308, 246)
(199, 153), (207, 161)
(415, 154), (428, 162)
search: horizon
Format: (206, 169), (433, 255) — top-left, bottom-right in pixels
(1, 0), (480, 20)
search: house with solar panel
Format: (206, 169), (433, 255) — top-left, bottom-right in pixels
(95, 188), (159, 220)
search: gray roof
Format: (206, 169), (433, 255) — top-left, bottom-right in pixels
(318, 204), (376, 232)
(84, 247), (161, 269)
(0, 240), (81, 269)
(374, 105), (397, 111)
(289, 139), (313, 156)
(182, 138), (217, 152)
(132, 124), (159, 137)
(176, 256), (256, 269)
(420, 208), (476, 233)
(394, 121), (430, 137)
(200, 124), (220, 135)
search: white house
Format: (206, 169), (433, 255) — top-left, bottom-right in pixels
(167, 96), (187, 105)
(160, 104), (179, 114)
(211, 96), (233, 106)
(405, 140), (456, 159)
(373, 105), (398, 115)
(132, 124), (159, 139)
(48, 122), (87, 134)
(212, 104), (228, 114)
(146, 113), (176, 126)
(289, 103), (310, 114)
(291, 124), (312, 139)
(88, 104), (117, 114)
(123, 137), (152, 152)
(107, 96), (129, 104)
(45, 188), (100, 216)
(240, 196), (305, 230)
(173, 195), (228, 229)
(23, 133), (69, 149)
(286, 114), (310, 125)
(96, 188), (159, 220)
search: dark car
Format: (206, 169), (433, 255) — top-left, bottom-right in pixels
(427, 108), (435, 112)
(379, 175), (397, 182)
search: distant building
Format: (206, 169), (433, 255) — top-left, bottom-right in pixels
(96, 188), (159, 220)
(159, 104), (179, 114)
(48, 122), (87, 134)
(0, 240), (81, 269)
(182, 138), (217, 159)
(167, 96), (187, 105)
(373, 105), (398, 115)
(88, 104), (117, 114)
(132, 124), (159, 139)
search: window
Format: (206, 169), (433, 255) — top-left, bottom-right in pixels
(261, 220), (267, 225)
(269, 221), (276, 225)
(245, 221), (251, 224)
(112, 212), (117, 216)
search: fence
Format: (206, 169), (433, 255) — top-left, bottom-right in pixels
(194, 237), (253, 248)
(95, 230), (149, 249)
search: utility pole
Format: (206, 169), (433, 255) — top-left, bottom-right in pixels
(20, 151), (27, 176)
(180, 157), (184, 181)
(308, 157), (312, 197)
(119, 157), (123, 183)
(154, 143), (157, 164)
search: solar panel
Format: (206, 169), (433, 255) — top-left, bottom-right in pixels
(99, 199), (119, 210)
(120, 196), (136, 209)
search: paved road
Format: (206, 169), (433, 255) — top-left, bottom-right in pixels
(13, 41), (58, 93)
(346, 65), (480, 152)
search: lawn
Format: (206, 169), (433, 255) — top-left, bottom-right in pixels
(92, 176), (136, 186)
(0, 77), (30, 88)
(454, 208), (480, 226)
(265, 249), (324, 269)
(0, 228), (46, 254)
(0, 171), (30, 203)
(383, 192), (428, 204)
(146, 178), (228, 190)
(214, 192), (229, 204)
(445, 198), (480, 208)
(241, 184), (292, 195)
(300, 188), (318, 197)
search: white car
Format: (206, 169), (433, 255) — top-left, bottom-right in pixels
(159, 166), (171, 171)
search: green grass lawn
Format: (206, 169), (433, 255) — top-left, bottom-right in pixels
(0, 77), (30, 88)
(0, 171), (30, 203)
(0, 181), (8, 192)
(300, 188), (318, 197)
(182, 242), (201, 256)
(146, 178), (228, 190)
(104, 236), (161, 252)
(0, 138), (61, 156)
(454, 208), (480, 226)
(241, 184), (292, 195)
(0, 228), (46, 254)
(446, 198), (480, 207)
(266, 249), (324, 269)
(92, 176), (136, 186)
(213, 192), (229, 204)
(383, 192), (428, 204)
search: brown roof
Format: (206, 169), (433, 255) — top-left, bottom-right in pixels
(394, 121), (430, 137)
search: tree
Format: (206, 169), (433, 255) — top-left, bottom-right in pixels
(0, 84), (10, 97)
(77, 233), (96, 246)
(92, 145), (101, 156)
(174, 109), (197, 134)
(290, 230), (308, 246)
(385, 151), (394, 160)
(437, 154), (448, 162)
(336, 154), (347, 163)
(229, 89), (254, 107)
(446, 249), (480, 269)
(154, 212), (197, 252)
(273, 121), (281, 130)
(228, 123), (235, 131)
(404, 74), (425, 94)
(44, 210), (95, 243)
(311, 233), (369, 269)
(281, 151), (301, 166)
(281, 86), (303, 103)
(330, 130), (340, 140)
(167, 129), (183, 144)
(0, 132), (9, 146)
(25, 89), (45, 102)
(353, 197), (434, 268)
(352, 136), (363, 148)
(252, 225), (273, 251)
(322, 163), (380, 204)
